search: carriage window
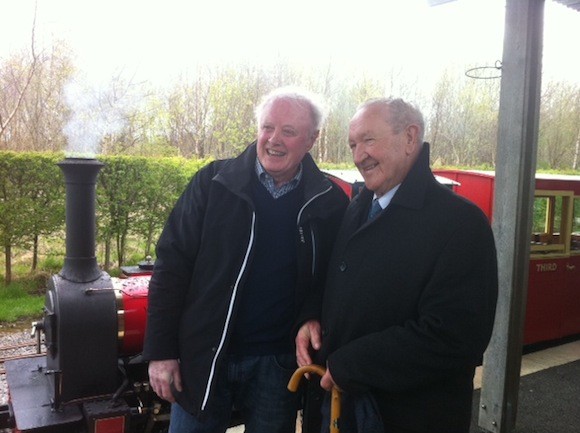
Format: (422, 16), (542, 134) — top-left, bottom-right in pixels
(530, 191), (574, 256)
(572, 197), (580, 252)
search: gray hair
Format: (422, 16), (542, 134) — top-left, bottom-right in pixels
(254, 86), (328, 133)
(357, 97), (425, 144)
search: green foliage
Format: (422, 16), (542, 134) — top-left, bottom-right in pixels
(0, 151), (213, 281)
(539, 81), (580, 169)
(129, 157), (195, 257)
(94, 155), (214, 268)
(428, 68), (501, 166)
(1, 150), (578, 297)
(0, 280), (45, 322)
(97, 156), (150, 267)
(208, 72), (260, 158)
(40, 255), (64, 273)
(0, 152), (65, 283)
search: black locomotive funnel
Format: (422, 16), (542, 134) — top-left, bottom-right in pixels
(57, 158), (104, 282)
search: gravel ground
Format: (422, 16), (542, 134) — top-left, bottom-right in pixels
(1, 321), (40, 406)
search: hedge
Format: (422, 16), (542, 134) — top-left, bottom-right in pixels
(0, 151), (211, 284)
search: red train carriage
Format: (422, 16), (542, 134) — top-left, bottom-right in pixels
(433, 169), (580, 346)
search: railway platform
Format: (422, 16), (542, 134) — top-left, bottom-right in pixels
(470, 338), (580, 433)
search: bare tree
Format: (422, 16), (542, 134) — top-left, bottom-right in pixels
(539, 81), (580, 169)
(0, 5), (39, 146)
(207, 65), (262, 158)
(428, 68), (500, 167)
(20, 41), (73, 152)
(164, 70), (214, 158)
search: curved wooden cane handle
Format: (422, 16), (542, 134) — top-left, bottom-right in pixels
(287, 364), (327, 391)
(287, 364), (341, 433)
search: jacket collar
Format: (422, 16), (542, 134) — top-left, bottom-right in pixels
(352, 142), (437, 213)
(391, 142), (438, 210)
(213, 142), (257, 194)
(214, 141), (335, 203)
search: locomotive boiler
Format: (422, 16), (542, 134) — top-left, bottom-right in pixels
(2, 158), (169, 433)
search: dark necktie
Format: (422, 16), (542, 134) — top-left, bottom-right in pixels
(368, 199), (382, 220)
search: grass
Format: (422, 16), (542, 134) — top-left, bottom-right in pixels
(0, 280), (45, 323)
(0, 237), (153, 325)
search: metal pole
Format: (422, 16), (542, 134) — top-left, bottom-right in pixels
(478, 1), (544, 432)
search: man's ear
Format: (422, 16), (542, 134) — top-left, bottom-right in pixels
(404, 124), (420, 155)
(308, 130), (320, 150)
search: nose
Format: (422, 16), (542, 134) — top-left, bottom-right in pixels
(352, 143), (366, 165)
(269, 128), (282, 144)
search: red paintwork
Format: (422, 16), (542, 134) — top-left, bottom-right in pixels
(113, 276), (150, 355)
(433, 169), (580, 345)
(325, 173), (354, 197)
(432, 170), (495, 220)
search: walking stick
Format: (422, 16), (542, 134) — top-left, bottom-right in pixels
(288, 364), (341, 433)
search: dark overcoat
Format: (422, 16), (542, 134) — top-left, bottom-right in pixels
(318, 144), (498, 433)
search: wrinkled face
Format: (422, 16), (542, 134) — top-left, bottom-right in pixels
(256, 98), (318, 186)
(348, 105), (418, 197)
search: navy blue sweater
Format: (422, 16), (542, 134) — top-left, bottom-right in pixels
(229, 176), (302, 355)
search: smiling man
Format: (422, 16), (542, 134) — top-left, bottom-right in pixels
(256, 94), (319, 187)
(296, 97), (498, 433)
(143, 87), (349, 433)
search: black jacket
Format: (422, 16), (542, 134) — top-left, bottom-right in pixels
(318, 144), (498, 433)
(143, 143), (348, 415)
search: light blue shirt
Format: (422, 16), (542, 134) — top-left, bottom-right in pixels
(255, 158), (303, 199)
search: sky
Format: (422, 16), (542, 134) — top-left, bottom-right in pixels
(1, 0), (580, 155)
(1, 0), (579, 88)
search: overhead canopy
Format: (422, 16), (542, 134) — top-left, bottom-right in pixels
(554, 0), (580, 11)
(428, 0), (580, 12)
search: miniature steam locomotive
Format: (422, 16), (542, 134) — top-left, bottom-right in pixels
(1, 158), (169, 433)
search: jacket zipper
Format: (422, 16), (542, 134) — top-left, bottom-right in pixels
(200, 211), (256, 410)
(310, 227), (316, 275)
(201, 183), (332, 409)
(297, 184), (332, 276)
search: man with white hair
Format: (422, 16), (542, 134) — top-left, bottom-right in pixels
(144, 87), (349, 433)
(297, 97), (498, 433)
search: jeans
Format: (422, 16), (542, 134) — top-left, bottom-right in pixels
(169, 353), (300, 433)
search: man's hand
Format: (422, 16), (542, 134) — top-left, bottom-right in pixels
(296, 319), (322, 367)
(320, 367), (340, 392)
(148, 359), (182, 403)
